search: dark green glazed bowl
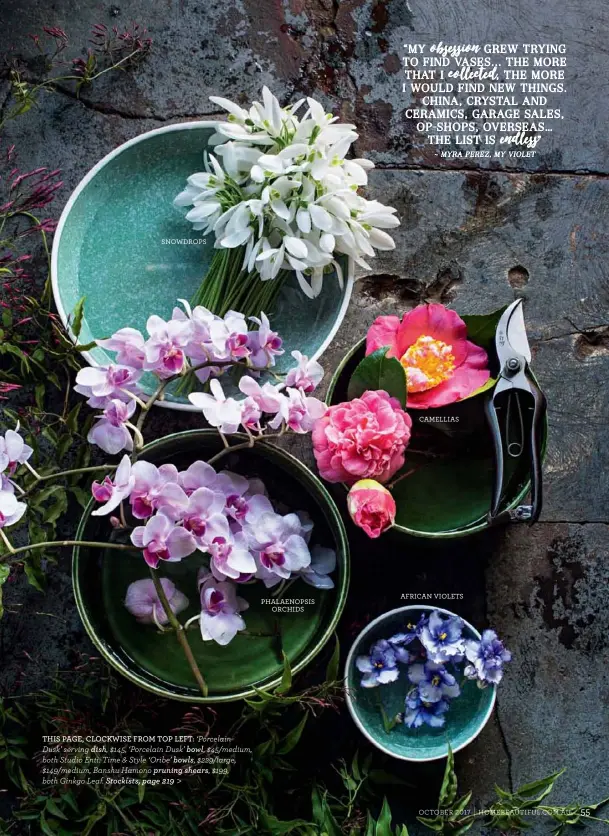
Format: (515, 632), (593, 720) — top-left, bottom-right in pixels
(73, 430), (349, 702)
(345, 606), (496, 762)
(51, 122), (353, 411)
(326, 338), (548, 539)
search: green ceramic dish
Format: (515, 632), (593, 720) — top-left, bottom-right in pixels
(326, 338), (548, 538)
(72, 430), (349, 702)
(345, 606), (496, 762)
(51, 122), (354, 411)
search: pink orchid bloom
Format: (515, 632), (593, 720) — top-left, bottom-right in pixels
(97, 327), (146, 369)
(209, 310), (251, 361)
(284, 350), (324, 393)
(74, 364), (142, 407)
(91, 455), (134, 516)
(0, 428), (33, 474)
(269, 388), (327, 433)
(178, 460), (218, 495)
(197, 570), (249, 645)
(214, 471), (274, 525)
(188, 379), (244, 434)
(144, 314), (191, 378)
(124, 578), (189, 625)
(298, 545), (336, 589)
(241, 397), (262, 431)
(246, 510), (311, 586)
(130, 460), (186, 519)
(0, 489), (26, 529)
(248, 312), (284, 369)
(366, 303), (490, 409)
(131, 513), (197, 567)
(182, 487), (226, 544)
(238, 375), (284, 413)
(87, 399), (136, 455)
(206, 521), (257, 580)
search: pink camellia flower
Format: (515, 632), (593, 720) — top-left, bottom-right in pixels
(366, 303), (490, 409)
(87, 399), (136, 455)
(198, 570), (249, 645)
(97, 327), (146, 369)
(130, 461), (187, 519)
(0, 428), (33, 474)
(131, 513), (197, 567)
(284, 350), (324, 393)
(91, 455), (134, 516)
(347, 479), (397, 539)
(0, 489), (26, 529)
(124, 578), (189, 625)
(312, 390), (412, 485)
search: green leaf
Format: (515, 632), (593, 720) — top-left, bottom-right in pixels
(65, 403), (82, 433)
(0, 565), (10, 620)
(277, 713), (308, 754)
(325, 634), (340, 682)
(461, 305), (507, 354)
(347, 347), (407, 408)
(457, 375), (496, 401)
(439, 746), (458, 808)
(71, 296), (86, 338)
(515, 768), (564, 798)
(450, 791), (473, 820)
(375, 797), (393, 836)
(45, 798), (68, 820)
(275, 651), (292, 695)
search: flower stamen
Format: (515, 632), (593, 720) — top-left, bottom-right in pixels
(400, 335), (455, 393)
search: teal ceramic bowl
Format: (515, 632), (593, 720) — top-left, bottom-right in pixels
(73, 430), (350, 702)
(345, 606), (496, 762)
(51, 122), (354, 411)
(326, 338), (548, 538)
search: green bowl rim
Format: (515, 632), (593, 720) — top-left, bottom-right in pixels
(72, 429), (350, 703)
(344, 604), (496, 762)
(50, 120), (355, 414)
(326, 336), (548, 539)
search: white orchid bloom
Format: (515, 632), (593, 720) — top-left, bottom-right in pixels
(189, 379), (244, 434)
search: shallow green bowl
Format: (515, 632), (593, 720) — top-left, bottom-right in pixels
(345, 606), (496, 762)
(51, 122), (353, 411)
(326, 338), (548, 539)
(73, 430), (349, 702)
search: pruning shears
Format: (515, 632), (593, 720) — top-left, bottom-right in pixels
(485, 299), (546, 525)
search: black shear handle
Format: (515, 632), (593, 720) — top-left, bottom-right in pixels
(527, 376), (547, 523)
(486, 380), (547, 525)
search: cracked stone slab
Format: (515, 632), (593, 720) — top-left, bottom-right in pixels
(486, 523), (609, 808)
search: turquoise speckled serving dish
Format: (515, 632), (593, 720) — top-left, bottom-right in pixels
(51, 122), (354, 411)
(345, 606), (496, 762)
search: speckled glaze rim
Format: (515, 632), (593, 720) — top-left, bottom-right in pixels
(326, 337), (547, 539)
(72, 429), (350, 703)
(344, 605), (496, 762)
(50, 121), (355, 413)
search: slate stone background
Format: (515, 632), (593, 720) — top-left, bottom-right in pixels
(1, 0), (608, 831)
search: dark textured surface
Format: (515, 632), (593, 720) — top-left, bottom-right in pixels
(1, 0), (608, 829)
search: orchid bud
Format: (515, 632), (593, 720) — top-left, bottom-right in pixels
(346, 479), (396, 539)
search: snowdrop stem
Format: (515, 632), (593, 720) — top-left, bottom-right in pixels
(149, 568), (208, 697)
(0, 530), (15, 554)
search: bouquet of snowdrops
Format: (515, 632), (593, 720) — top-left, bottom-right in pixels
(174, 87), (400, 318)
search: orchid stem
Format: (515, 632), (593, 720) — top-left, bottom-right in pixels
(0, 530), (15, 554)
(0, 540), (140, 563)
(387, 467), (419, 490)
(149, 568), (208, 697)
(206, 432), (284, 467)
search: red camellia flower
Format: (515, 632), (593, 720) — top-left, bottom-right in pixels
(347, 479), (396, 538)
(366, 303), (490, 409)
(312, 389), (412, 485)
